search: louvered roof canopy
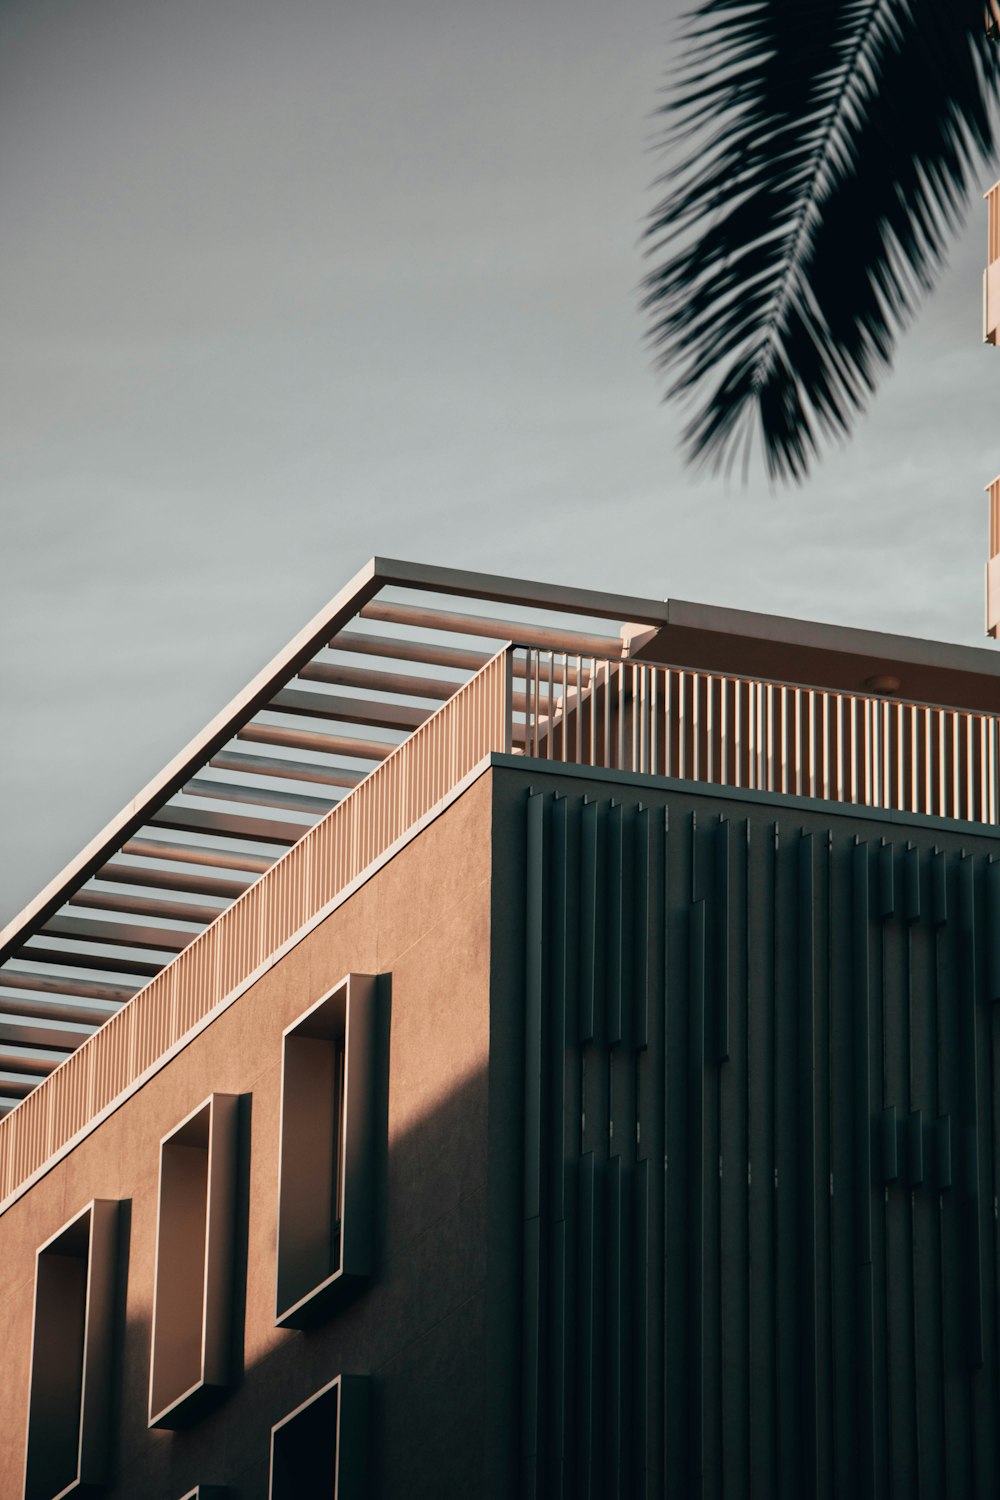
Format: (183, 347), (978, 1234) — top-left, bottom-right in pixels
(0, 558), (662, 1112)
(4, 556), (998, 1115)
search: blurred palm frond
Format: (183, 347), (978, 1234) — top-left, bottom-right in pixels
(643, 0), (999, 482)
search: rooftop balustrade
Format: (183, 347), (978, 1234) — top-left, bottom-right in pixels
(516, 646), (1000, 825)
(2, 631), (998, 1207)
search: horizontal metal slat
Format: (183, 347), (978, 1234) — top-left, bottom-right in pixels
(122, 838), (275, 874)
(360, 598), (623, 656)
(299, 661), (460, 700)
(270, 688), (429, 732)
(0, 1072), (41, 1098)
(332, 628), (491, 671)
(0, 1044), (65, 1077)
(0, 968), (135, 1004)
(15, 945), (164, 977)
(185, 777), (335, 817)
(0, 989), (119, 1026)
(209, 750), (363, 789)
(95, 860), (250, 901)
(0, 1014), (96, 1051)
(238, 722), (392, 761)
(70, 888), (223, 926)
(331, 630), (590, 685)
(148, 804), (309, 846)
(42, 915), (197, 954)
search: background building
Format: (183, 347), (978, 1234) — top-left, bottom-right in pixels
(1, 559), (999, 1498)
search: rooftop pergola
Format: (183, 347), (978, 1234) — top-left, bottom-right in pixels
(0, 560), (661, 1109)
(2, 557), (998, 1113)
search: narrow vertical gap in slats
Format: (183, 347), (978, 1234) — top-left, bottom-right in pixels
(881, 841), (919, 1499)
(957, 853), (993, 1500)
(828, 829), (855, 1497)
(934, 849), (969, 1499)
(746, 818), (777, 1491)
(578, 1152), (602, 1500)
(679, 673), (688, 783)
(688, 896), (707, 1496)
(853, 841), (878, 1500)
(773, 819), (801, 1499)
(798, 832), (821, 1495)
(716, 819), (732, 1066)
(909, 849), (947, 1498)
(605, 1155), (627, 1499)
(606, 804), (624, 1049)
(959, 856), (984, 1373)
(579, 799), (599, 1046)
(548, 793), (569, 1500)
(734, 677), (742, 789)
(693, 675), (701, 785)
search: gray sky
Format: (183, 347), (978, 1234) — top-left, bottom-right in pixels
(2, 0), (998, 924)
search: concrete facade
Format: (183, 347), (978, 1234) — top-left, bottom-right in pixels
(4, 721), (1000, 1495)
(0, 772), (504, 1500)
(492, 761), (1000, 1499)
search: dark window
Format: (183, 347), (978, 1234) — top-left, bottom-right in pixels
(275, 974), (377, 1328)
(24, 1200), (118, 1500)
(269, 1375), (368, 1500)
(149, 1093), (240, 1428)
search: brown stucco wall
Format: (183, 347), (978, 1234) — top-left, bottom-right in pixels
(0, 769), (498, 1500)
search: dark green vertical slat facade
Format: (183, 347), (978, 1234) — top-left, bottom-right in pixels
(521, 789), (545, 1499)
(503, 765), (1000, 1499)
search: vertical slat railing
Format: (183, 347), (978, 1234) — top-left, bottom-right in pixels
(0, 647), (511, 1201)
(5, 644), (999, 1202)
(514, 648), (1000, 832)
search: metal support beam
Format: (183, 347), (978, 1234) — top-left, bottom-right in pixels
(70, 889), (223, 927)
(361, 598), (622, 656)
(148, 805), (309, 846)
(238, 723), (392, 761)
(42, 915), (196, 953)
(270, 688), (429, 732)
(333, 629), (490, 671)
(0, 1015), (96, 1052)
(121, 838), (275, 874)
(209, 750), (363, 789)
(95, 861), (250, 900)
(185, 778), (336, 817)
(0, 1044), (64, 1077)
(0, 1073), (37, 1099)
(14, 945), (164, 977)
(0, 970), (135, 1004)
(299, 661), (459, 700)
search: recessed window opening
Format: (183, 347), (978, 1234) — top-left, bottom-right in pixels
(269, 1375), (368, 1500)
(24, 1200), (118, 1500)
(275, 974), (376, 1328)
(149, 1093), (239, 1429)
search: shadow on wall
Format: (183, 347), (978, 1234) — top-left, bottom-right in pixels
(90, 984), (499, 1500)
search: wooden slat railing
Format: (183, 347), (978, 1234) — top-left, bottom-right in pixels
(516, 648), (1000, 827)
(4, 640), (998, 1202)
(0, 648), (511, 1202)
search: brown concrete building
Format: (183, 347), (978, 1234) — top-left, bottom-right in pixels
(2, 559), (1000, 1499)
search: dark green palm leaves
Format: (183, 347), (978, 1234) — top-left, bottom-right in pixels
(644, 1), (999, 481)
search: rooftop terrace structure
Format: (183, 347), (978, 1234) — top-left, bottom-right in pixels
(2, 558), (1000, 1196)
(4, 558), (1000, 1499)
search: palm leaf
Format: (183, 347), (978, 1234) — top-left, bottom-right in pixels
(643, 0), (999, 481)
